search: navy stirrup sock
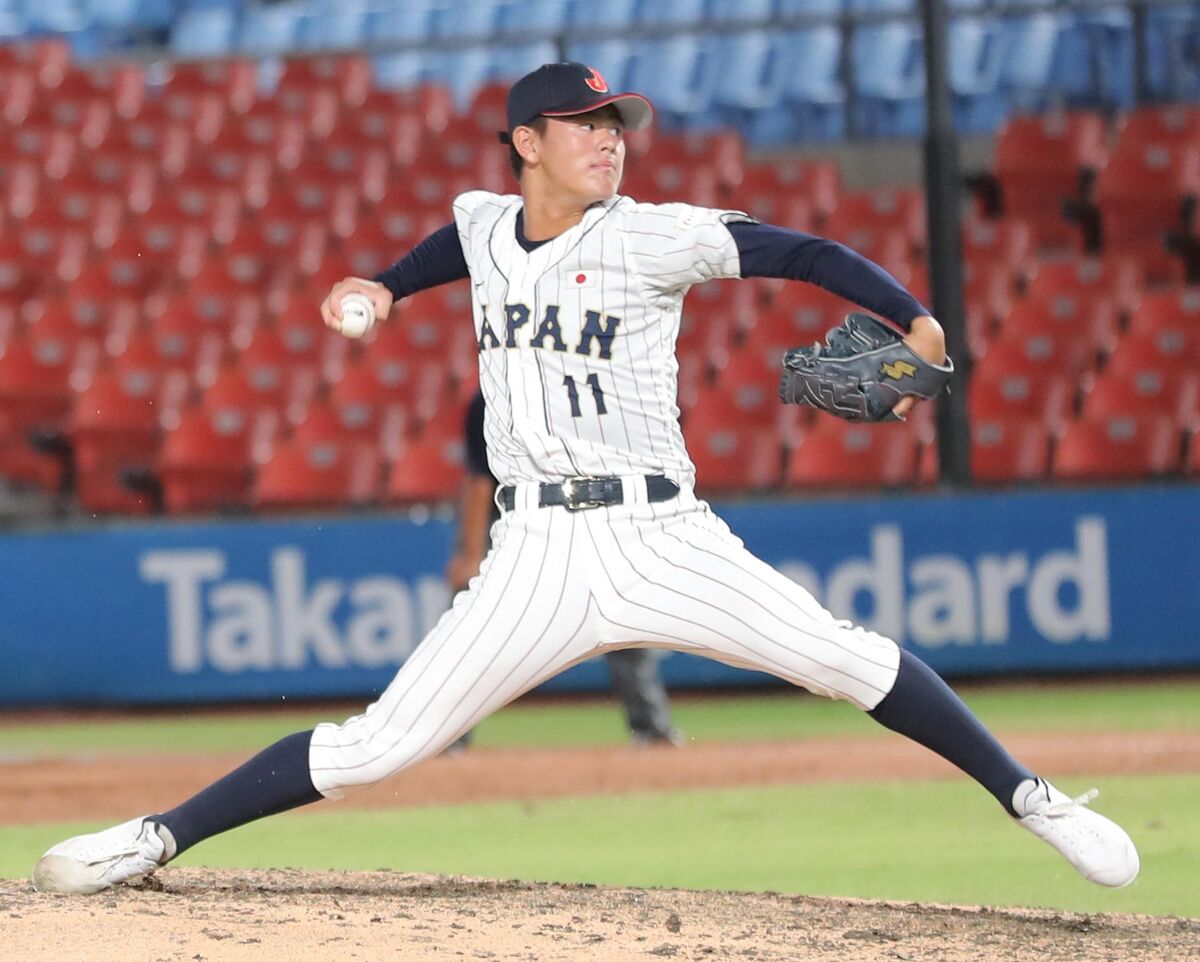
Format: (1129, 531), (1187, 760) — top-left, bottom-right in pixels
(868, 651), (1033, 816)
(154, 730), (323, 856)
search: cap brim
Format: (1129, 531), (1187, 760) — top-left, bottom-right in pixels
(541, 93), (654, 131)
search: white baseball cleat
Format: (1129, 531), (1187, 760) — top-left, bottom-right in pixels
(1013, 778), (1140, 887)
(32, 817), (177, 895)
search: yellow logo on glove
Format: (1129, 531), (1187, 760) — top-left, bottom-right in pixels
(881, 359), (918, 380)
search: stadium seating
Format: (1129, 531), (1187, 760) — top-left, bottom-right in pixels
(255, 438), (381, 510)
(970, 417), (1051, 484)
(1053, 414), (1181, 481)
(785, 420), (924, 490)
(386, 436), (464, 504)
(3, 15), (1199, 514)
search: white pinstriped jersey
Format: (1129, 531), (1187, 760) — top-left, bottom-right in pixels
(451, 190), (743, 488)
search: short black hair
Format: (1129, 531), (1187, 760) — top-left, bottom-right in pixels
(508, 116), (548, 179)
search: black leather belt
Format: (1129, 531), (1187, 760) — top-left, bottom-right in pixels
(498, 475), (680, 512)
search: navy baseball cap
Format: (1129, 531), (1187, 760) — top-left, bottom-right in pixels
(498, 62), (653, 144)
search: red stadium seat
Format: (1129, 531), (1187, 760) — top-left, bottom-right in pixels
(1053, 414), (1181, 481)
(0, 239), (41, 300)
(1000, 291), (1120, 358)
(172, 149), (274, 209)
(138, 187), (242, 248)
(255, 439), (381, 510)
(968, 369), (1073, 431)
(277, 54), (372, 108)
(752, 282), (850, 343)
(736, 161), (833, 228)
(961, 216), (1035, 278)
(824, 187), (925, 252)
(993, 111), (1107, 248)
(341, 220), (403, 278)
(654, 130), (745, 194)
(688, 423), (782, 494)
(970, 417), (1051, 484)
(201, 362), (315, 427)
(975, 330), (1097, 381)
(1189, 428), (1200, 475)
(158, 406), (266, 514)
(1106, 328), (1200, 379)
(0, 328), (90, 490)
(1113, 104), (1200, 152)
(328, 362), (411, 448)
(385, 436), (465, 505)
(162, 59), (258, 113)
(1128, 287), (1200, 337)
(466, 81), (509, 136)
(358, 84), (453, 137)
(1023, 254), (1143, 317)
(1093, 142), (1200, 284)
(784, 420), (922, 490)
(117, 95), (224, 154)
(1082, 369), (1200, 426)
(711, 353), (782, 428)
(412, 392), (472, 448)
(69, 367), (187, 514)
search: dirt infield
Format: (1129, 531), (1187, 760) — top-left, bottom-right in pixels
(4, 870), (1198, 962)
(4, 727), (1198, 960)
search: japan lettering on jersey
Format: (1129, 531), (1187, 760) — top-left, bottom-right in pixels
(451, 190), (745, 488)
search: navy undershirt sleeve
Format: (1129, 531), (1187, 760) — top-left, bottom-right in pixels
(726, 220), (929, 331)
(372, 223), (469, 300)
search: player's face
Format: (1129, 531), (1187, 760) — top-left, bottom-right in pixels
(536, 107), (626, 203)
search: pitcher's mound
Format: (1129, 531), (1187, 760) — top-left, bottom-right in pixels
(4, 869), (1196, 962)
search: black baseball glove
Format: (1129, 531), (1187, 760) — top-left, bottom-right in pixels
(779, 312), (954, 422)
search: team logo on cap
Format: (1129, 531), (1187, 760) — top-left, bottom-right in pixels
(584, 67), (608, 93)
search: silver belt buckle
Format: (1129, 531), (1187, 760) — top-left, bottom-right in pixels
(561, 476), (606, 511)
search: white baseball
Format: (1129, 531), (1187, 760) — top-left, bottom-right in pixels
(338, 292), (376, 338)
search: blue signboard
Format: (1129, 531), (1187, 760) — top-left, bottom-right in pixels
(0, 485), (1196, 705)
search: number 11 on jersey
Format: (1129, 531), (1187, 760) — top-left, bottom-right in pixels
(563, 373), (607, 418)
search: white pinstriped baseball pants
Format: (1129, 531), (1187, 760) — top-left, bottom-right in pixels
(309, 482), (901, 799)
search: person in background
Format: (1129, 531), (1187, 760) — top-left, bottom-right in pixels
(446, 390), (682, 750)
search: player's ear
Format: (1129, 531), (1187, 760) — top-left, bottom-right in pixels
(512, 124), (540, 168)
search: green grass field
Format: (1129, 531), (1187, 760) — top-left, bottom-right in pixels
(2, 679), (1197, 917)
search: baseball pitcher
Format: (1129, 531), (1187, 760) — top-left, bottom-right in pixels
(33, 63), (1138, 896)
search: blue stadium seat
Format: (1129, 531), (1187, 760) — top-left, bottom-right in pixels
(751, 25), (845, 144)
(949, 16), (1007, 134)
(776, 0), (843, 17)
(0, 11), (27, 41)
(852, 21), (925, 137)
(1145, 3), (1200, 101)
(996, 13), (1064, 112)
(297, 9), (369, 51)
(372, 51), (427, 90)
(427, 46), (495, 108)
(1053, 8), (1134, 110)
(708, 0), (774, 24)
(430, 0), (503, 40)
(493, 41), (559, 81)
(83, 0), (176, 30)
(711, 31), (784, 124)
(846, 0), (914, 13)
(238, 2), (304, 57)
(569, 0), (638, 30)
(20, 0), (84, 33)
(169, 5), (236, 57)
(626, 34), (715, 130)
(565, 38), (633, 91)
(497, 0), (570, 34)
(365, 2), (434, 45)
(637, 0), (706, 27)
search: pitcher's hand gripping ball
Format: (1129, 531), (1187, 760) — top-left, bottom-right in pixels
(779, 312), (954, 422)
(337, 292), (376, 339)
